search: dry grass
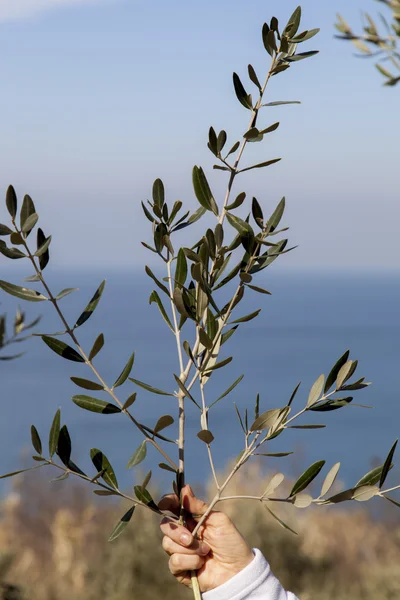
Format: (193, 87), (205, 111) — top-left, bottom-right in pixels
(0, 462), (398, 600)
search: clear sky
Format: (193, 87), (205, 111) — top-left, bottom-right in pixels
(0, 0), (398, 270)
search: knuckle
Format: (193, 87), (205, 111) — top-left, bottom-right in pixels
(169, 554), (181, 571)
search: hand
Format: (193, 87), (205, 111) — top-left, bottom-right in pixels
(159, 484), (254, 593)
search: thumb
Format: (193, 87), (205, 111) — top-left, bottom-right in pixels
(182, 485), (209, 520)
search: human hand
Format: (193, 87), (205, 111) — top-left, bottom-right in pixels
(159, 484), (254, 593)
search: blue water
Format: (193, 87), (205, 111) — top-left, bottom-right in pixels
(0, 266), (399, 502)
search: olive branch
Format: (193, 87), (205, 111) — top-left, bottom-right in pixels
(0, 7), (399, 600)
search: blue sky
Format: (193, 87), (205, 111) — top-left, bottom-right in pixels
(0, 0), (398, 269)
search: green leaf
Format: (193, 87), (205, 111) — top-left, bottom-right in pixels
(260, 122), (280, 135)
(36, 228), (50, 270)
(90, 448), (118, 489)
(55, 288), (79, 301)
(141, 201), (156, 224)
(246, 284), (271, 295)
(287, 381), (301, 407)
(129, 378), (174, 396)
(126, 441), (147, 469)
(57, 425), (72, 466)
(0, 280), (48, 302)
(0, 224), (13, 235)
(250, 408), (284, 432)
(158, 463), (177, 473)
(384, 496), (400, 509)
(133, 486), (159, 511)
(284, 6), (302, 37)
(49, 408), (61, 457)
(173, 374), (200, 408)
(192, 166), (219, 216)
(309, 397), (354, 411)
(306, 374), (325, 408)
(174, 249), (188, 291)
(19, 194), (35, 233)
(21, 212), (38, 234)
(225, 141), (240, 157)
(74, 280), (106, 328)
(145, 266), (170, 296)
(262, 101), (301, 107)
(230, 309), (261, 324)
(6, 185), (17, 219)
(287, 424), (326, 429)
(42, 336), (84, 362)
(0, 466), (44, 480)
(287, 51), (319, 62)
(325, 350), (350, 393)
(0, 243), (26, 259)
(380, 440), (398, 488)
(226, 192), (246, 211)
(197, 430), (214, 444)
(89, 333), (104, 361)
(70, 377), (104, 391)
(290, 28), (320, 42)
(256, 452), (293, 458)
(203, 356), (232, 374)
(232, 72), (252, 109)
(264, 505), (298, 535)
(51, 472), (69, 483)
(72, 395), (121, 414)
(109, 506), (135, 542)
(239, 158), (281, 174)
(30, 425), (42, 455)
(210, 375), (244, 407)
(94, 490), (119, 496)
(199, 327), (213, 350)
(290, 461), (325, 497)
(113, 352), (135, 389)
(352, 485), (379, 502)
(226, 213), (254, 237)
(123, 392), (137, 410)
(355, 464), (392, 488)
(320, 462), (341, 498)
(152, 179), (165, 208)
(154, 415), (174, 433)
(217, 130), (227, 154)
(266, 197), (285, 233)
(149, 291), (174, 332)
(248, 63), (261, 90)
(336, 360), (356, 389)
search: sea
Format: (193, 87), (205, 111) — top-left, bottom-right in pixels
(0, 266), (399, 507)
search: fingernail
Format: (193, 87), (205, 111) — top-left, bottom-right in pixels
(180, 533), (192, 546)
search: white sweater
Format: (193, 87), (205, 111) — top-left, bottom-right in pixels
(203, 550), (299, 600)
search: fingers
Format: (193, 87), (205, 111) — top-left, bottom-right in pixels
(160, 517), (210, 552)
(158, 493), (180, 516)
(169, 553), (205, 576)
(162, 535), (210, 557)
(182, 485), (209, 520)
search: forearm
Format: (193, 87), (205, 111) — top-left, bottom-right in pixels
(203, 549), (299, 600)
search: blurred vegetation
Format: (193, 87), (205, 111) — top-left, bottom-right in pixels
(335, 0), (400, 86)
(0, 463), (398, 600)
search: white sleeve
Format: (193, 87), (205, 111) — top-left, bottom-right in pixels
(202, 549), (299, 600)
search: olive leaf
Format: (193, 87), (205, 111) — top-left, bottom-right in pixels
(232, 72), (253, 109)
(72, 395), (121, 414)
(379, 440), (398, 488)
(126, 441), (147, 469)
(90, 448), (118, 489)
(129, 378), (174, 396)
(70, 377), (104, 391)
(0, 280), (48, 302)
(109, 506), (135, 542)
(264, 505), (298, 535)
(306, 374), (324, 408)
(74, 280), (106, 328)
(89, 333), (104, 361)
(30, 425), (42, 455)
(192, 166), (219, 216)
(325, 350), (350, 393)
(197, 430), (214, 444)
(290, 461), (325, 497)
(49, 408), (61, 457)
(42, 336), (84, 362)
(320, 462), (341, 498)
(113, 352), (135, 389)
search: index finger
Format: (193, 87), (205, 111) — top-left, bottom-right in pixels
(158, 493), (180, 516)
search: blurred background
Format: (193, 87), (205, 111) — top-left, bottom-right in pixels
(0, 1), (399, 599)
